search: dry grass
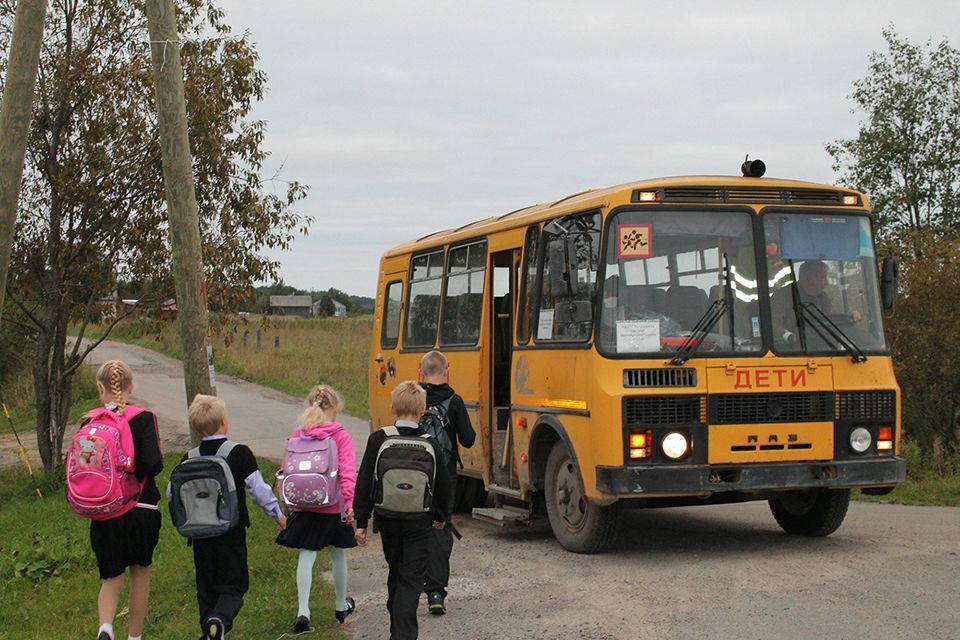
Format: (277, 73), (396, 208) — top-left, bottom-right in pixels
(109, 315), (373, 418)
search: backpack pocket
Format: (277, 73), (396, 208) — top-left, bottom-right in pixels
(378, 468), (431, 515)
(281, 473), (338, 509)
(179, 478), (226, 531)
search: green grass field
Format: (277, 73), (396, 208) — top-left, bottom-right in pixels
(0, 454), (344, 640)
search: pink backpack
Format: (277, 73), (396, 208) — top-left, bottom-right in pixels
(277, 428), (342, 512)
(65, 405), (145, 520)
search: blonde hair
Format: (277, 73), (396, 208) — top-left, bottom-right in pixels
(96, 360), (134, 415)
(420, 350), (448, 378)
(189, 394), (227, 437)
(298, 384), (344, 427)
(391, 380), (426, 418)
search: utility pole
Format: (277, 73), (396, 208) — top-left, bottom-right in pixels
(0, 0), (48, 322)
(144, 0), (214, 442)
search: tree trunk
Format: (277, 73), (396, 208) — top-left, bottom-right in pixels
(145, 0), (214, 444)
(0, 0), (49, 322)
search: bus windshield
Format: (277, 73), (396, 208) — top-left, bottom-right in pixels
(598, 210), (761, 356)
(764, 212), (887, 354)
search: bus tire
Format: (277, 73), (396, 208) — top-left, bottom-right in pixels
(769, 488), (850, 537)
(544, 441), (619, 553)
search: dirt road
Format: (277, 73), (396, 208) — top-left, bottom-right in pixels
(9, 342), (959, 639)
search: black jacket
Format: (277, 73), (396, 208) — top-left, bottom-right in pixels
(354, 422), (451, 529)
(422, 383), (475, 473)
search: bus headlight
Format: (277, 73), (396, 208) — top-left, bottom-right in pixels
(662, 432), (689, 460)
(849, 427), (872, 453)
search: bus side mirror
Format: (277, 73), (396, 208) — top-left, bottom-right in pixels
(880, 256), (900, 310)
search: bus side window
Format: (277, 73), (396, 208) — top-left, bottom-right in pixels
(405, 250), (444, 348)
(440, 240), (487, 345)
(381, 280), (403, 349)
(517, 225), (540, 344)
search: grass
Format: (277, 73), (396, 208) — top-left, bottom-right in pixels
(854, 440), (960, 507)
(106, 315), (372, 418)
(0, 453), (345, 640)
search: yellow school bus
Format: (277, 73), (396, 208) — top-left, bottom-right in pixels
(369, 161), (905, 553)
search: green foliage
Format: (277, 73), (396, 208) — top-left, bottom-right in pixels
(855, 440), (960, 506)
(0, 454), (345, 640)
(0, 0), (309, 470)
(885, 234), (960, 451)
(826, 26), (960, 239)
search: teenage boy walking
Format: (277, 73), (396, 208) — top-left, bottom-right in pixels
(418, 350), (475, 615)
(354, 381), (451, 640)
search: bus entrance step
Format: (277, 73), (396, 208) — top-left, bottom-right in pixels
(472, 505), (532, 527)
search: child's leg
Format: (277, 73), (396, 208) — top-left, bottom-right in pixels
(127, 565), (151, 637)
(98, 574), (125, 629)
(296, 549), (318, 618)
(328, 547), (348, 610)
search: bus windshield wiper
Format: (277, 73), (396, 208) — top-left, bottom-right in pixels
(669, 254), (733, 366)
(799, 303), (867, 363)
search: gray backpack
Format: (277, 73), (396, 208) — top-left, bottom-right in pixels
(169, 440), (240, 539)
(373, 426), (436, 519)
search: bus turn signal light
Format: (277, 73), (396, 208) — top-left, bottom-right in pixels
(877, 427), (893, 440)
(630, 429), (652, 460)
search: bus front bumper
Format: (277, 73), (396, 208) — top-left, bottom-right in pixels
(596, 457), (906, 496)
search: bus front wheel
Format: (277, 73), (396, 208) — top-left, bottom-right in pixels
(544, 441), (619, 553)
(769, 488), (850, 537)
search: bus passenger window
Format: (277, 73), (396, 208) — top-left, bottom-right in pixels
(440, 240), (487, 345)
(405, 249), (444, 348)
(381, 281), (403, 349)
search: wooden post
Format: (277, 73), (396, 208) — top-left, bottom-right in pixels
(0, 0), (48, 321)
(144, 0), (213, 443)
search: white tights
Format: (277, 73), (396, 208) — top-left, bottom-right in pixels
(297, 547), (348, 618)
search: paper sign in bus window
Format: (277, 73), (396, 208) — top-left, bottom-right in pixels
(618, 224), (652, 259)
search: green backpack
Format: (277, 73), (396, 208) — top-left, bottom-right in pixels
(373, 426), (436, 519)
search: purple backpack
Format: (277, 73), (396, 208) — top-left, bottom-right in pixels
(277, 428), (342, 512)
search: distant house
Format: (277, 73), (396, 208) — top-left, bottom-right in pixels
(119, 298), (178, 320)
(331, 299), (347, 317)
(269, 295), (314, 318)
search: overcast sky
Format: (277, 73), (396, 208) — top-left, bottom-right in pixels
(217, 1), (960, 297)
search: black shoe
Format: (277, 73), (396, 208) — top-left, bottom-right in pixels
(204, 617), (225, 640)
(335, 596), (356, 624)
(293, 615), (310, 633)
(97, 632), (113, 640)
(427, 591), (446, 615)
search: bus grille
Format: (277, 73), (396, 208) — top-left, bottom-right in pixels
(623, 368), (696, 388)
(836, 391), (896, 420)
(623, 395), (703, 425)
(648, 187), (854, 206)
(708, 392), (833, 424)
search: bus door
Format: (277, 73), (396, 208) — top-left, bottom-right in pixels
(490, 249), (519, 489)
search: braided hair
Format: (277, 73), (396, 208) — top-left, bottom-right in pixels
(96, 360), (134, 415)
(297, 384), (344, 427)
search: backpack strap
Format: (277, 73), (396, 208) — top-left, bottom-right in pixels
(382, 426), (399, 437)
(186, 446), (202, 459)
(215, 440), (238, 459)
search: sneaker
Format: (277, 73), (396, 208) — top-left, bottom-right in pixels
(334, 596), (356, 624)
(204, 617), (225, 640)
(293, 615), (310, 633)
(97, 633), (113, 640)
(427, 591), (446, 615)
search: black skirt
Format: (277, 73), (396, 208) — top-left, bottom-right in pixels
(276, 510), (357, 550)
(89, 507), (162, 579)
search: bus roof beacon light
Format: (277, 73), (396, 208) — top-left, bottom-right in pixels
(741, 157), (766, 178)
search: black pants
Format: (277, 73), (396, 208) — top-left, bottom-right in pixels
(424, 471), (457, 597)
(192, 528), (248, 634)
(379, 517), (433, 640)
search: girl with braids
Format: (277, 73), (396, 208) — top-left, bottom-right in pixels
(276, 385), (358, 632)
(87, 360), (163, 640)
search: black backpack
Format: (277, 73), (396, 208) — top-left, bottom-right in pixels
(373, 426), (436, 519)
(418, 397), (456, 467)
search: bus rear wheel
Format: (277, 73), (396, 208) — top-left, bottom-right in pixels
(769, 488), (850, 537)
(544, 441), (619, 553)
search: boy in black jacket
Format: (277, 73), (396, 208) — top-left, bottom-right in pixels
(182, 395), (287, 640)
(418, 350), (475, 615)
(354, 381), (450, 640)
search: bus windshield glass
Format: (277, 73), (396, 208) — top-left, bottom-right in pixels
(764, 212), (887, 354)
(598, 210), (761, 355)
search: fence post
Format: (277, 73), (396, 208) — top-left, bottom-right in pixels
(256, 328), (261, 351)
(274, 335), (280, 349)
